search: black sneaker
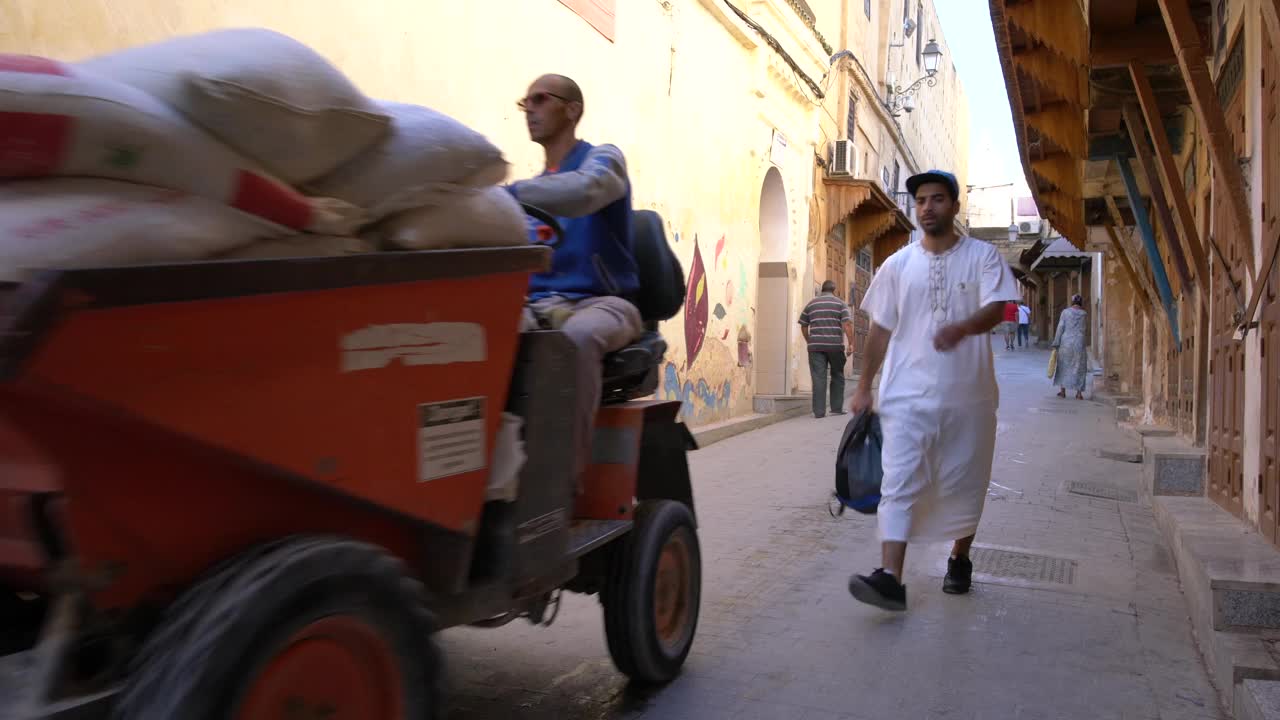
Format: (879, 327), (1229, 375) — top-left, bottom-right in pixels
(848, 569), (907, 611)
(943, 556), (973, 595)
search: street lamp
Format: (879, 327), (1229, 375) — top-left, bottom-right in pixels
(922, 39), (942, 77)
(886, 39), (944, 116)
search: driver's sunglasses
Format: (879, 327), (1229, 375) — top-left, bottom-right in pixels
(517, 91), (571, 111)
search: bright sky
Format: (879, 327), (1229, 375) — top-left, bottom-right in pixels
(933, 0), (1025, 190)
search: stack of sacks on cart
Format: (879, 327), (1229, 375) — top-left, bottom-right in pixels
(0, 28), (528, 283)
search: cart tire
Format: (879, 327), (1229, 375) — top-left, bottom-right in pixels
(602, 500), (701, 685)
(112, 536), (440, 720)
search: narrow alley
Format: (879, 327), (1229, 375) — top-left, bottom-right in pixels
(442, 347), (1225, 720)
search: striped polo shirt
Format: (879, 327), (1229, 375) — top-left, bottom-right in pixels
(798, 292), (852, 351)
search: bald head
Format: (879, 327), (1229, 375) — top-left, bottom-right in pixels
(524, 74), (585, 146)
(540, 74), (583, 105)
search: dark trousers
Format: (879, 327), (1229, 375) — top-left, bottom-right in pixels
(1017, 323), (1030, 347)
(808, 349), (847, 417)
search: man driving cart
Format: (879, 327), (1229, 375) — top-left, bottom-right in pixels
(506, 73), (644, 488)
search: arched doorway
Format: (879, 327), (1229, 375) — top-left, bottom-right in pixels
(760, 168), (789, 261)
(755, 168), (790, 396)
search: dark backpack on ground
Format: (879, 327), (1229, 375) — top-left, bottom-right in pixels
(833, 410), (883, 515)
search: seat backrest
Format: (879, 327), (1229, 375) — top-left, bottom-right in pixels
(630, 210), (685, 323)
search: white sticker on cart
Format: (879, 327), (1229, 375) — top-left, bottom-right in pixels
(341, 322), (486, 372)
(417, 398), (486, 482)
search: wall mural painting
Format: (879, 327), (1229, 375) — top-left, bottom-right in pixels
(662, 361), (732, 425)
(684, 235), (709, 368)
(663, 231), (755, 424)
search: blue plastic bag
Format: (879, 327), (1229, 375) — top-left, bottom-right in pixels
(833, 410), (883, 515)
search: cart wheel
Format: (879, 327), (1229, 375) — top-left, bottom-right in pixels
(603, 500), (701, 685)
(112, 537), (439, 720)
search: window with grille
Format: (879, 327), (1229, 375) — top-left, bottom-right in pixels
(1218, 35), (1245, 107)
(857, 248), (872, 271)
(915, 3), (924, 67)
(847, 85), (858, 140)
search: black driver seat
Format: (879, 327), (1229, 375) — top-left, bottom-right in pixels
(601, 210), (685, 404)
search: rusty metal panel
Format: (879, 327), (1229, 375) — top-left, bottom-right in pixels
(1208, 75), (1248, 520)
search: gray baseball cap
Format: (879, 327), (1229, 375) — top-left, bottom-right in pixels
(906, 169), (960, 201)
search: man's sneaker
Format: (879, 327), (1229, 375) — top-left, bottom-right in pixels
(848, 569), (907, 611)
(943, 555), (973, 595)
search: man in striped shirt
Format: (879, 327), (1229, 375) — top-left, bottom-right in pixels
(799, 280), (855, 418)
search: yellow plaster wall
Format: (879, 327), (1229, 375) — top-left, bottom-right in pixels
(2, 0), (828, 426)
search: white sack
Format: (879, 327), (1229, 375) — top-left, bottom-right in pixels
(0, 178), (291, 282)
(486, 412), (526, 503)
(306, 101), (508, 221)
(369, 185), (530, 251)
(215, 234), (376, 259)
(78, 28), (391, 184)
(0, 54), (363, 234)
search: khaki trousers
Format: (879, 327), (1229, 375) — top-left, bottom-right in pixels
(523, 295), (644, 481)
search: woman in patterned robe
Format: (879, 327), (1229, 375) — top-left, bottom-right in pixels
(1052, 295), (1089, 399)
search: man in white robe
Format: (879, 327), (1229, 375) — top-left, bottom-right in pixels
(847, 170), (1020, 611)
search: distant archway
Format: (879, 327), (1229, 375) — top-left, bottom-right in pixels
(759, 167), (789, 262)
(755, 167), (791, 396)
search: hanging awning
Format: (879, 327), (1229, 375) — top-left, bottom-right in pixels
(1011, 266), (1039, 286)
(1030, 235), (1092, 271)
(821, 178), (915, 258)
(990, 0), (1089, 249)
(873, 228), (913, 270)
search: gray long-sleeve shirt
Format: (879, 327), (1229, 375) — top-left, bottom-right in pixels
(509, 144), (628, 218)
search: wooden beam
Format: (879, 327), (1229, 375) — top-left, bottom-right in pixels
(1121, 102), (1194, 294)
(1265, 0), (1280, 52)
(1106, 194), (1163, 309)
(1105, 222), (1157, 316)
(1116, 153), (1182, 347)
(1242, 234), (1280, 332)
(1092, 29), (1176, 68)
(1157, 0), (1257, 283)
(1129, 62), (1212, 296)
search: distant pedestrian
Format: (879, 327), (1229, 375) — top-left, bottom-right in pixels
(799, 280), (855, 418)
(847, 170), (1020, 611)
(1017, 301), (1032, 347)
(1000, 302), (1018, 350)
(1052, 295), (1088, 400)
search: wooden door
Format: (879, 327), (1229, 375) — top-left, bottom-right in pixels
(1209, 37), (1248, 519)
(825, 230), (847, 297)
(1168, 325), (1182, 426)
(852, 247), (873, 368)
(1181, 293), (1198, 437)
(1260, 26), (1280, 543)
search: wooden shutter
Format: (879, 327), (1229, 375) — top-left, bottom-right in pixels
(558, 0), (616, 41)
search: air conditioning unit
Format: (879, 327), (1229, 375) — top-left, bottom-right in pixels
(1017, 219), (1041, 235)
(829, 140), (855, 176)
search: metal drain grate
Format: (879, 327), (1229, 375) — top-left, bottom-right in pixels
(1031, 407), (1078, 415)
(1067, 480), (1139, 503)
(970, 548), (1077, 585)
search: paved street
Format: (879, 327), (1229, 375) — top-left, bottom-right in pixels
(441, 348), (1226, 720)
